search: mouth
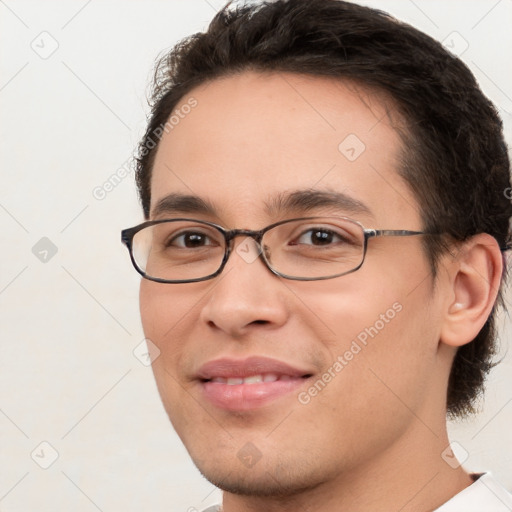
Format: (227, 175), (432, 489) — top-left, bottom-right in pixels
(207, 373), (305, 385)
(196, 357), (313, 411)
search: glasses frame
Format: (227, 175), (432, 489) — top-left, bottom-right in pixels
(121, 217), (426, 283)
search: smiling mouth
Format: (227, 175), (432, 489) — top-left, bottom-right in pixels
(205, 373), (312, 385)
(195, 356), (314, 410)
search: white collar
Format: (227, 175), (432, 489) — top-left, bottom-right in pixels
(434, 472), (512, 511)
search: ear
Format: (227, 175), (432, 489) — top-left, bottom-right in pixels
(440, 233), (504, 348)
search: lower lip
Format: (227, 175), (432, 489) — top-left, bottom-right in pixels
(201, 379), (306, 411)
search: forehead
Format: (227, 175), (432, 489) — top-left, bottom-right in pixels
(150, 71), (420, 227)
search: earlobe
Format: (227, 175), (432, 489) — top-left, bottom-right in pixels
(440, 234), (503, 348)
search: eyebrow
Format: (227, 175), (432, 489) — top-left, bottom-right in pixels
(265, 189), (374, 218)
(150, 189), (374, 220)
(151, 193), (217, 219)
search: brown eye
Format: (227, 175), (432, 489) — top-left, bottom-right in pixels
(293, 228), (345, 246)
(169, 231), (216, 248)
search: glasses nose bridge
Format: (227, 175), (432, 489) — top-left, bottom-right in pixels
(223, 228), (268, 270)
(225, 227), (265, 246)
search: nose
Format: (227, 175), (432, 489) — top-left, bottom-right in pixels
(199, 238), (289, 337)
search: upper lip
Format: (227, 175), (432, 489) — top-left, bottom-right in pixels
(196, 356), (313, 381)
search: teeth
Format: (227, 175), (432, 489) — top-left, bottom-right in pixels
(243, 375), (263, 384)
(209, 373), (290, 385)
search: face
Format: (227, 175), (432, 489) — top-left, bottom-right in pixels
(139, 71), (449, 496)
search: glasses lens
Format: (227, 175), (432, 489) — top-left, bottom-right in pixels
(263, 217), (365, 279)
(132, 220), (226, 281)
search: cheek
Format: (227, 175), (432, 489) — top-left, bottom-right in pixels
(139, 280), (168, 347)
(139, 280), (199, 425)
(294, 256), (439, 406)
(140, 280), (193, 340)
(140, 281), (174, 390)
(139, 280), (197, 375)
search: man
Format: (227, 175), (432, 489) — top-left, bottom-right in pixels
(122, 0), (512, 510)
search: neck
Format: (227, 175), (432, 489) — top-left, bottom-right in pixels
(221, 421), (474, 512)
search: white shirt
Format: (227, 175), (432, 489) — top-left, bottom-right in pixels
(434, 473), (512, 511)
(201, 473), (512, 511)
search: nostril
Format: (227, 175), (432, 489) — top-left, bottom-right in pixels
(252, 320), (269, 325)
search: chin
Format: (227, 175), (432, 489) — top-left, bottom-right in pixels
(192, 452), (327, 498)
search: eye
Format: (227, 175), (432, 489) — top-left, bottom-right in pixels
(293, 228), (345, 246)
(169, 231), (217, 248)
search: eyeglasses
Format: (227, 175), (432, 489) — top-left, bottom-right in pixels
(121, 217), (426, 283)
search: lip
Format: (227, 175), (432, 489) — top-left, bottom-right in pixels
(196, 356), (313, 411)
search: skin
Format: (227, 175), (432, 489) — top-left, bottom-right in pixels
(139, 71), (502, 511)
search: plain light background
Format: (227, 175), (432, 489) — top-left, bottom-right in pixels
(1, 1), (511, 511)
